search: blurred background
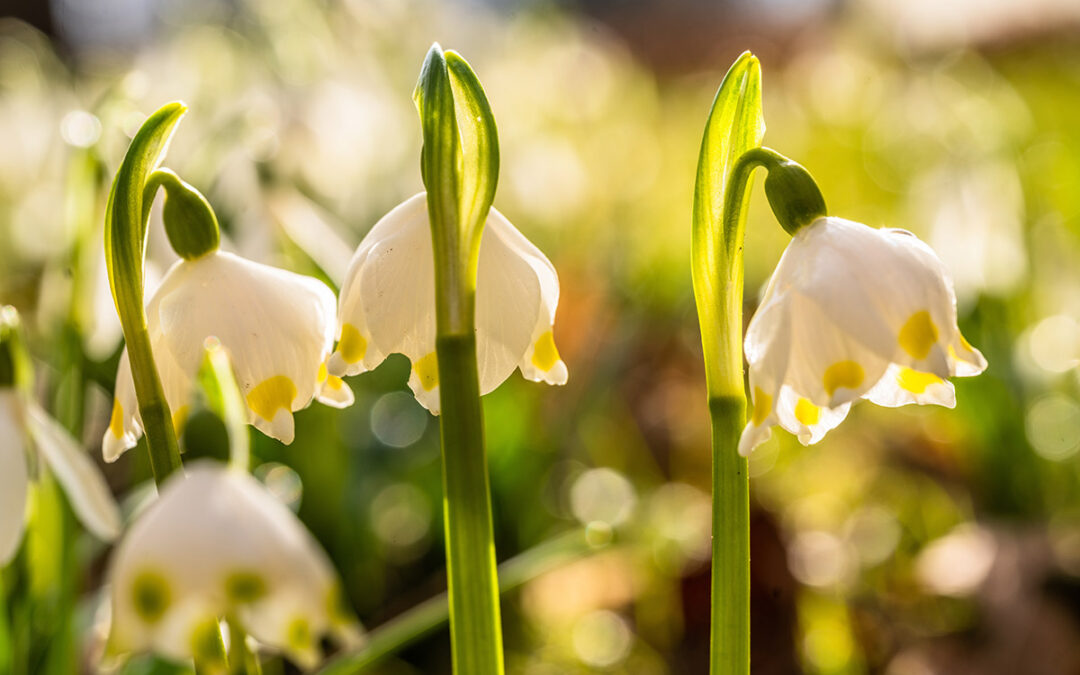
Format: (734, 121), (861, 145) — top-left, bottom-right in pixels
(2, 0), (1080, 673)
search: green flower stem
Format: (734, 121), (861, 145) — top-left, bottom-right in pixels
(435, 332), (502, 675)
(415, 44), (504, 675)
(316, 529), (597, 675)
(705, 147), (784, 674)
(690, 53), (764, 675)
(708, 396), (749, 672)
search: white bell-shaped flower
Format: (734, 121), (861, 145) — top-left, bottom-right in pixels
(0, 389), (121, 564)
(107, 461), (359, 668)
(103, 250), (354, 461)
(328, 192), (567, 413)
(739, 216), (987, 456)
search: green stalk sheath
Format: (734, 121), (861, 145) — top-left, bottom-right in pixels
(435, 333), (503, 675)
(689, 53), (764, 675)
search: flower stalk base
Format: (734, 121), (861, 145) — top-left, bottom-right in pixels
(435, 333), (504, 675)
(709, 395), (750, 674)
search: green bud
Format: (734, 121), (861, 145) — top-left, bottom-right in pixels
(149, 168), (220, 260)
(761, 156), (827, 235)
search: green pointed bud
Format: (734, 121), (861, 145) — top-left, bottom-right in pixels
(148, 168), (220, 260)
(761, 156), (826, 235)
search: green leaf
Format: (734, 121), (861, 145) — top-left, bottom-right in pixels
(414, 44), (500, 335)
(690, 52), (765, 399)
(105, 102), (187, 327)
(445, 50), (499, 255)
(104, 101), (188, 485)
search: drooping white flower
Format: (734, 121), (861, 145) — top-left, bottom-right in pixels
(104, 250), (354, 461)
(107, 461), (359, 668)
(739, 216), (987, 456)
(328, 192), (567, 413)
(0, 389), (121, 564)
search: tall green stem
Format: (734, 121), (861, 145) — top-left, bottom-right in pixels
(690, 53), (765, 675)
(709, 395), (749, 672)
(414, 43), (504, 674)
(435, 333), (502, 674)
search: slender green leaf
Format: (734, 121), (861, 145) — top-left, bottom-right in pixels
(104, 102), (188, 485)
(446, 50), (499, 256)
(691, 52), (765, 399)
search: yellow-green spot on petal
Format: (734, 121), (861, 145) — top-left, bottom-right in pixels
(109, 400), (124, 438)
(317, 362), (328, 383)
(172, 405), (189, 433)
(338, 324), (367, 364)
(326, 375), (344, 391)
(225, 570), (267, 604)
(287, 616), (312, 652)
(899, 310), (939, 360)
(530, 331), (561, 372)
(246, 375), (297, 422)
(189, 618), (226, 667)
(414, 352), (439, 392)
(131, 570), (171, 624)
(751, 387), (772, 425)
(795, 398), (820, 426)
(897, 368), (944, 394)
(823, 360), (865, 397)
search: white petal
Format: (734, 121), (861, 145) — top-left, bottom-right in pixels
(480, 209), (568, 387)
(102, 350), (142, 463)
(351, 194), (436, 371)
(948, 333), (988, 377)
(152, 251), (342, 444)
(334, 193), (567, 412)
(108, 462), (350, 664)
(0, 392), (29, 564)
(864, 363), (956, 409)
(738, 422), (773, 457)
(747, 281), (891, 409)
(103, 326), (192, 462)
(774, 385), (851, 446)
(26, 401), (121, 541)
(315, 368), (355, 410)
(763, 218), (959, 376)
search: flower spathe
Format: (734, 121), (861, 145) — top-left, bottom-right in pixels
(739, 216), (987, 456)
(0, 389), (121, 564)
(107, 461), (359, 668)
(328, 192), (567, 413)
(104, 250), (353, 461)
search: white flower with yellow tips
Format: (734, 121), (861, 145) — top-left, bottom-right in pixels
(1, 389), (121, 564)
(104, 250), (353, 461)
(106, 461), (358, 668)
(738, 216), (987, 456)
(328, 192), (567, 413)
